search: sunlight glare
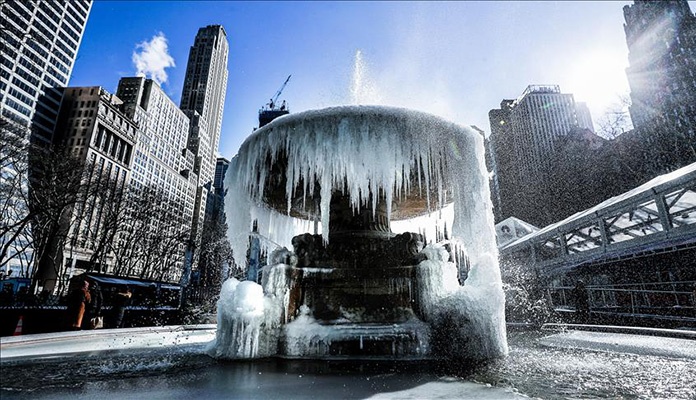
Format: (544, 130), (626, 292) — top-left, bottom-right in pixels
(564, 50), (630, 119)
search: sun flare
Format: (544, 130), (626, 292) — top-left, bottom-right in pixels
(564, 50), (631, 119)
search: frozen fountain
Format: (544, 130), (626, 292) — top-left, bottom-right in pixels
(4, 106), (693, 400)
(211, 105), (507, 361)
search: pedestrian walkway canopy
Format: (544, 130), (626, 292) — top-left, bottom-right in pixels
(500, 162), (696, 277)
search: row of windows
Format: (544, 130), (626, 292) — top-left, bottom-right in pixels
(8, 87), (34, 108)
(5, 9), (29, 33)
(58, 29), (78, 51)
(21, 45), (44, 67)
(6, 0), (32, 21)
(1, 55), (15, 70)
(54, 37), (75, 60)
(19, 56), (42, 77)
(61, 11), (83, 41)
(4, 97), (31, 117)
(68, 1), (89, 22)
(52, 44), (72, 66)
(27, 39), (49, 59)
(35, 100), (58, 123)
(13, 69), (39, 89)
(50, 56), (69, 75)
(43, 73), (60, 89)
(71, 108), (95, 118)
(30, 27), (53, 54)
(38, 1), (62, 25)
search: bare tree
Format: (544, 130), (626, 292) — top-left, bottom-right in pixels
(110, 186), (191, 282)
(0, 117), (32, 272)
(196, 203), (233, 288)
(595, 95), (633, 140)
(29, 144), (91, 294)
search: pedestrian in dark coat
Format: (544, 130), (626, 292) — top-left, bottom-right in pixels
(112, 286), (131, 328)
(82, 280), (103, 329)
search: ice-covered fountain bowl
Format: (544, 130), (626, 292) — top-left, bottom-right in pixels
(215, 105), (508, 361)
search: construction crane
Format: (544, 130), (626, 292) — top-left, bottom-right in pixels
(259, 75), (292, 128)
(267, 75), (291, 110)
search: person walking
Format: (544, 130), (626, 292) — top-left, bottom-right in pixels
(83, 280), (103, 329)
(67, 280), (91, 330)
(112, 286), (132, 328)
(573, 280), (590, 323)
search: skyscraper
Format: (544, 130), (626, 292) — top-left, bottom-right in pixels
(1, 0), (93, 141)
(622, 0), (696, 175)
(490, 85), (585, 183)
(116, 77), (198, 282)
(179, 25), (229, 241)
(1, 0), (92, 281)
(48, 86), (136, 286)
(623, 0), (696, 130)
(41, 78), (201, 288)
(487, 85), (599, 225)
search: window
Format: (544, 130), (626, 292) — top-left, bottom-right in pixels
(604, 199), (665, 244)
(664, 185), (696, 229)
(565, 223), (602, 254)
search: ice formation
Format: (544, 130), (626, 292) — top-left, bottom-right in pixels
(208, 278), (265, 358)
(217, 105), (508, 360)
(226, 106), (496, 261)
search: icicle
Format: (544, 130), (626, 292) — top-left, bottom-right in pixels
(224, 106), (506, 360)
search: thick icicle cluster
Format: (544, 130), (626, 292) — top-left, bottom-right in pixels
(221, 105), (507, 360)
(225, 106), (497, 269)
(207, 279), (265, 358)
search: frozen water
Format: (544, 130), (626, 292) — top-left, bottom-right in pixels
(220, 105), (506, 360)
(225, 105), (497, 268)
(4, 329), (693, 399)
(209, 279), (268, 358)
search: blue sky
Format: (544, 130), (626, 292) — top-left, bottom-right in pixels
(68, 1), (696, 159)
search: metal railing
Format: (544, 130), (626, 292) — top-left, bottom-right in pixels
(548, 281), (696, 318)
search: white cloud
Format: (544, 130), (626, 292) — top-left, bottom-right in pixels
(132, 32), (175, 85)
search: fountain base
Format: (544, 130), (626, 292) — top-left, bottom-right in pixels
(280, 318), (432, 359)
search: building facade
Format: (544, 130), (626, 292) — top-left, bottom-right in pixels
(622, 0), (696, 176)
(623, 0), (696, 130)
(50, 87), (136, 285)
(44, 79), (201, 288)
(1, 0), (92, 281)
(116, 77), (198, 282)
(1, 0), (92, 141)
(208, 156), (229, 223)
(487, 85), (598, 225)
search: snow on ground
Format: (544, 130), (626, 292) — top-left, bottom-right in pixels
(538, 330), (696, 360)
(365, 378), (527, 399)
(0, 325), (216, 361)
